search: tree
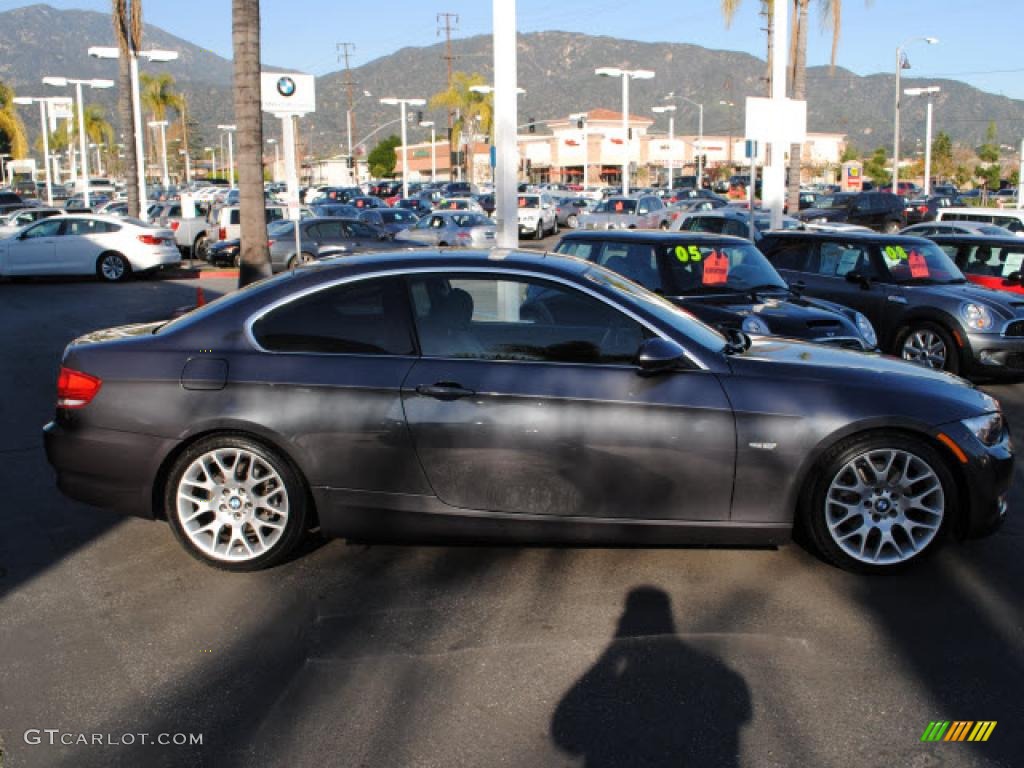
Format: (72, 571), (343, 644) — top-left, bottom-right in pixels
(430, 72), (494, 181)
(140, 72), (183, 171)
(233, 0), (270, 287)
(367, 135), (401, 178)
(864, 147), (891, 186)
(977, 121), (999, 164)
(840, 143), (858, 163)
(0, 80), (29, 159)
(931, 131), (953, 180)
(113, 0), (143, 217)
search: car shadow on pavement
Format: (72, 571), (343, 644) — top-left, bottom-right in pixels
(551, 585), (751, 768)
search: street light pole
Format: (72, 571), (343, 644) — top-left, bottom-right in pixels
(893, 36), (938, 193)
(218, 124), (237, 186)
(653, 105), (676, 187)
(679, 97), (704, 189)
(379, 97), (426, 200)
(420, 122), (436, 182)
(904, 86), (940, 194)
(596, 67), (656, 196)
(12, 97), (54, 205)
(149, 120), (169, 187)
(43, 76), (114, 207)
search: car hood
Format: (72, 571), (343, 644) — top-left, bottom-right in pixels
(906, 281), (1024, 320)
(672, 291), (861, 338)
(726, 337), (998, 421)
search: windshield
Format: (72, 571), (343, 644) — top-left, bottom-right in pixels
(660, 242), (787, 294)
(451, 213), (488, 227)
(267, 220), (294, 236)
(517, 196), (540, 208)
(595, 199), (638, 214)
(879, 241), (966, 284)
(583, 265), (727, 352)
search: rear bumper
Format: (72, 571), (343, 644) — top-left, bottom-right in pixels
(43, 419), (178, 519)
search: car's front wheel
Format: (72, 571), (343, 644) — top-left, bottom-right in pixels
(567, 214), (579, 228)
(896, 322), (959, 374)
(165, 435), (308, 571)
(803, 432), (953, 572)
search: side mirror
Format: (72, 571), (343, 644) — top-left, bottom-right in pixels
(635, 337), (688, 375)
(845, 270), (872, 289)
(1004, 271), (1022, 286)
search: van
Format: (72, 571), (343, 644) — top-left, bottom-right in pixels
(935, 207), (1024, 236)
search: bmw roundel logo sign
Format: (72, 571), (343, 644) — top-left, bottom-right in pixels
(277, 76), (296, 98)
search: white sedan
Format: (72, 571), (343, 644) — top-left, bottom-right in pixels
(0, 214), (180, 281)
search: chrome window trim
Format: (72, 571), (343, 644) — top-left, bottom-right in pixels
(243, 265), (709, 370)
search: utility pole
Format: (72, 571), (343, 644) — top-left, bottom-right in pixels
(337, 42), (357, 164)
(437, 12), (459, 177)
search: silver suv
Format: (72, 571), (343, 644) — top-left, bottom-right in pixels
(517, 193), (558, 240)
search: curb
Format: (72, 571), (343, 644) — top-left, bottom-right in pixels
(165, 268), (239, 280)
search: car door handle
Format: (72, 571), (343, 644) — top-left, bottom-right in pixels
(416, 382), (476, 400)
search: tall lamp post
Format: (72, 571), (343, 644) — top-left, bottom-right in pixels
(419, 121), (437, 182)
(346, 90), (372, 166)
(569, 112), (590, 188)
(204, 146), (217, 179)
(678, 96), (704, 188)
(42, 76), (114, 207)
(217, 124), (237, 186)
(893, 36), (939, 193)
(595, 67), (655, 196)
(719, 100), (736, 168)
(379, 97), (426, 200)
(148, 119), (169, 188)
(11, 97), (56, 205)
(903, 86), (940, 194)
(652, 105), (676, 188)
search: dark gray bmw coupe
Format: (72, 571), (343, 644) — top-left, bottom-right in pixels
(44, 249), (1011, 573)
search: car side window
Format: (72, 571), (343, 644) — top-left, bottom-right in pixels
(65, 219), (108, 236)
(685, 216), (724, 234)
(593, 242), (663, 292)
(406, 274), (647, 365)
(22, 219), (64, 238)
(251, 277), (415, 355)
(555, 241), (597, 260)
(765, 242), (810, 272)
(722, 220), (748, 238)
(812, 242), (877, 277)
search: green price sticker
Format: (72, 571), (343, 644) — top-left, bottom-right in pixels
(885, 245), (908, 261)
(674, 245), (703, 263)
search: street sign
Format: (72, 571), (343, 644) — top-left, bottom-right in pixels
(260, 72), (316, 115)
(490, 145), (497, 168)
(744, 140), (758, 159)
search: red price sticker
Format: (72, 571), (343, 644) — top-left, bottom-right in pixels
(614, 201), (624, 212)
(908, 250), (929, 278)
(703, 250), (729, 285)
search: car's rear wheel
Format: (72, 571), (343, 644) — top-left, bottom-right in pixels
(896, 322), (959, 374)
(534, 222), (544, 240)
(567, 214), (579, 228)
(288, 252), (315, 270)
(96, 252), (130, 282)
(165, 435), (308, 571)
(803, 432), (953, 572)
(193, 234), (209, 261)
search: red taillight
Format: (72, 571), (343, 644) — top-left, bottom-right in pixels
(57, 366), (102, 409)
(219, 227), (227, 241)
(267, 239), (275, 247)
(137, 234), (164, 245)
(917, 205), (928, 214)
(170, 221), (180, 231)
(456, 231), (471, 240)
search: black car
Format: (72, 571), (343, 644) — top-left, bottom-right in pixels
(310, 202), (359, 219)
(758, 230), (1024, 378)
(0, 191), (27, 214)
(556, 231), (877, 350)
(44, 250), (1011, 574)
(904, 195), (961, 226)
(357, 207), (421, 235)
(474, 193), (496, 216)
(312, 187), (361, 205)
(206, 237), (241, 267)
(441, 181), (472, 197)
(396, 197), (433, 216)
(797, 192), (906, 233)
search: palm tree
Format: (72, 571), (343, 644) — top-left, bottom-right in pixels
(233, 0), (271, 286)
(140, 72), (183, 171)
(0, 80), (29, 159)
(430, 72), (494, 183)
(113, 0), (143, 217)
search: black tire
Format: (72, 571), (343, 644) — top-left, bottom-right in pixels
(534, 222), (544, 240)
(193, 234), (209, 261)
(233, 251), (241, 268)
(288, 252), (315, 270)
(894, 322), (960, 374)
(96, 252), (131, 282)
(438, 241), (448, 247)
(801, 431), (954, 573)
(659, 220), (670, 230)
(165, 435), (308, 571)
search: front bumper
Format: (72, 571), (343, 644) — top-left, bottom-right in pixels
(935, 420), (1012, 538)
(963, 331), (1024, 376)
(44, 419), (178, 519)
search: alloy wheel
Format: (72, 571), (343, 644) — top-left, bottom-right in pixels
(175, 448), (290, 562)
(100, 254), (127, 281)
(824, 448), (944, 565)
(901, 330), (947, 369)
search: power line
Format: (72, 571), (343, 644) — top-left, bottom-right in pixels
(437, 12), (459, 172)
(337, 42), (357, 153)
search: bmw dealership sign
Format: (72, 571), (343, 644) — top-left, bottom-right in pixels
(260, 72), (316, 115)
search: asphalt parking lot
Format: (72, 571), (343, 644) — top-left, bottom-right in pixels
(1, 272), (1022, 768)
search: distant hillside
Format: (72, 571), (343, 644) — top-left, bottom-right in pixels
(1, 5), (1022, 160)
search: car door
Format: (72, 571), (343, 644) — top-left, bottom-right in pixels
(61, 218), (110, 274)
(5, 218), (63, 275)
(795, 240), (894, 329)
(400, 272), (736, 521)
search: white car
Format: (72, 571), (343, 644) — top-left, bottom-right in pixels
(516, 193), (558, 240)
(0, 214), (180, 281)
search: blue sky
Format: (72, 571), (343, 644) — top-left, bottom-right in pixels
(7, 1), (1023, 99)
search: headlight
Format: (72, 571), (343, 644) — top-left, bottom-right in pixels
(960, 302), (994, 331)
(854, 312), (877, 347)
(741, 316), (771, 335)
(961, 412), (1006, 447)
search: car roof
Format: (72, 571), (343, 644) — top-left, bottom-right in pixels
(760, 230), (933, 244)
(294, 248), (581, 281)
(924, 233), (1024, 246)
(559, 230), (749, 245)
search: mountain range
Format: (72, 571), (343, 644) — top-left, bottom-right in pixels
(1, 3), (1022, 161)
